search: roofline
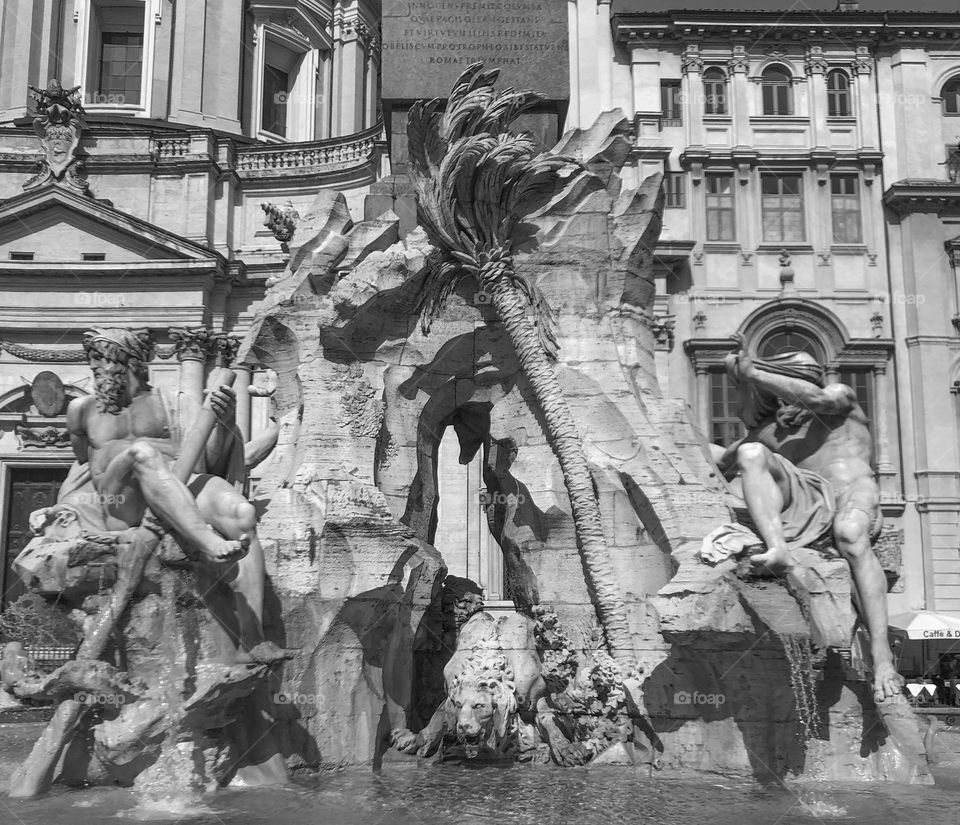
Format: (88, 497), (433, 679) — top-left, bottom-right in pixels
(0, 184), (228, 269)
(613, 10), (960, 40)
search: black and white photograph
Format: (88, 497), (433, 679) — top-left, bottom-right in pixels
(0, 0), (959, 822)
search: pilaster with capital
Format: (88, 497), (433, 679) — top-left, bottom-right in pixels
(682, 44), (705, 146)
(805, 47), (828, 147)
(728, 46), (751, 147)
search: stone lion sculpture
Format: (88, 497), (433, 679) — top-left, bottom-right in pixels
(395, 611), (544, 759)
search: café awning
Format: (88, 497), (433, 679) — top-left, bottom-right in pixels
(888, 610), (960, 640)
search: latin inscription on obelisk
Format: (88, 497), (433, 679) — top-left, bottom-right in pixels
(382, 0), (569, 101)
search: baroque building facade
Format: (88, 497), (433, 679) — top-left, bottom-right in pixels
(607, 8), (960, 646)
(0, 0), (382, 609)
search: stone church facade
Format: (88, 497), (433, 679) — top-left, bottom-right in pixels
(0, 0), (959, 669)
(0, 0), (382, 610)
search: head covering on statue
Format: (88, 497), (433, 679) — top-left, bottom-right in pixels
(727, 350), (826, 430)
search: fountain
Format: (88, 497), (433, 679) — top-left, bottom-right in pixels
(0, 65), (939, 813)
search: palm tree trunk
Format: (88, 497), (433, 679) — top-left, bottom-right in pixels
(484, 266), (634, 666)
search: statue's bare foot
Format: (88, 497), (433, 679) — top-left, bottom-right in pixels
(873, 660), (905, 704)
(198, 532), (250, 564)
(749, 546), (792, 576)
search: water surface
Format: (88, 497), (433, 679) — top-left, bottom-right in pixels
(2, 764), (959, 825)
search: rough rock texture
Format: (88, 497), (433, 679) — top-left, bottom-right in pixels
(238, 113), (929, 781)
(239, 119), (731, 768)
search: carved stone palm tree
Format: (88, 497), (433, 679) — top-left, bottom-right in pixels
(407, 64), (634, 665)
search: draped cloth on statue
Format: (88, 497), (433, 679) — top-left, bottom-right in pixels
(700, 453), (836, 564)
(55, 385), (246, 533)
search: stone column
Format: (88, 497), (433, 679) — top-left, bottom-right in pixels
(170, 327), (213, 406)
(872, 362), (895, 488)
(728, 46), (751, 148)
(234, 364), (253, 442)
(682, 44), (705, 147)
(695, 364), (711, 435)
(805, 47), (828, 147)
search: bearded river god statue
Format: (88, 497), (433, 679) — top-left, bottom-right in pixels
(8, 327), (288, 797)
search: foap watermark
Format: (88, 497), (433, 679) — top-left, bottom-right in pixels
(873, 291), (926, 306)
(674, 690), (726, 707)
(72, 491), (127, 506)
(75, 292), (127, 308)
(76, 691), (127, 707)
(274, 691), (326, 708)
(479, 490), (526, 507)
(84, 92), (130, 106)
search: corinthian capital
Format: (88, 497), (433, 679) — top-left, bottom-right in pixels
(169, 327), (215, 362)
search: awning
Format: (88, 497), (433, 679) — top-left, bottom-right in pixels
(888, 610), (960, 640)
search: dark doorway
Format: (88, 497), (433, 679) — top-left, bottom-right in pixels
(2, 467), (68, 608)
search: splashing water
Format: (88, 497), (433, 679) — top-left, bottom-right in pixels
(127, 569), (205, 817)
(777, 632), (823, 745)
(127, 738), (212, 820)
(798, 791), (849, 819)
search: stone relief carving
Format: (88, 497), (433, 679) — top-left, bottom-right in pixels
(23, 79), (88, 194)
(14, 424), (70, 449)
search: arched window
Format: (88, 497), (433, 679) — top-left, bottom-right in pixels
(827, 70), (851, 117)
(943, 76), (960, 116)
(703, 67), (728, 116)
(758, 330), (824, 362)
(761, 65), (794, 116)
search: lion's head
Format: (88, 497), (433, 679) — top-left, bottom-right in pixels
(447, 642), (519, 758)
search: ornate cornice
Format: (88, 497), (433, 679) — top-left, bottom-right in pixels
(884, 180), (960, 216)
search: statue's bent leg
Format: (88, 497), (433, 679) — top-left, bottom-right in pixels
(103, 440), (248, 563)
(737, 442), (793, 574)
(834, 481), (903, 703)
(191, 476), (267, 657)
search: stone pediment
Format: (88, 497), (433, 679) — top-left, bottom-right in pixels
(0, 185), (225, 272)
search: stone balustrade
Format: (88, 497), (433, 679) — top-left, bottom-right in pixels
(235, 122), (382, 176)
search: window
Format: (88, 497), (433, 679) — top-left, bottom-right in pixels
(82, 253), (106, 262)
(665, 172), (685, 208)
(86, 2), (147, 107)
(831, 175), (862, 244)
(261, 62), (290, 137)
(839, 368), (873, 426)
(98, 30), (143, 104)
(710, 370), (743, 447)
(703, 67), (728, 116)
(254, 28), (326, 141)
(761, 173), (805, 242)
(705, 174), (736, 241)
(758, 330), (823, 361)
(9, 252), (34, 261)
(827, 70), (851, 118)
(943, 77), (960, 116)
(661, 81), (682, 126)
(761, 66), (794, 116)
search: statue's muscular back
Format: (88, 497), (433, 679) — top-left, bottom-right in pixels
(748, 389), (875, 497)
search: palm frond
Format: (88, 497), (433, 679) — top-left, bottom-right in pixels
(408, 63), (588, 359)
(416, 259), (468, 335)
